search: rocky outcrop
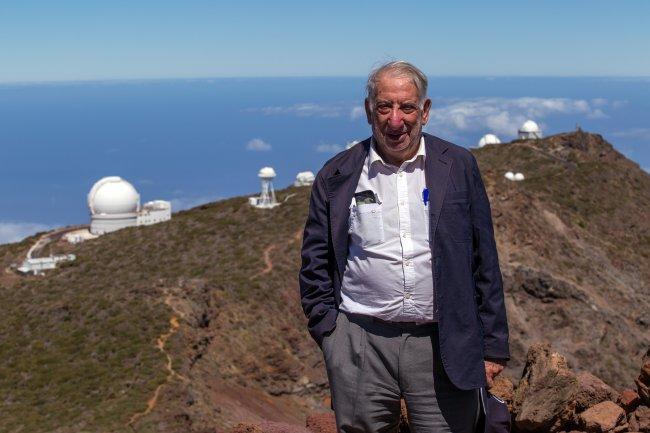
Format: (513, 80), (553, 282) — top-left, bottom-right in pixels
(578, 401), (627, 433)
(618, 389), (641, 413)
(513, 343), (580, 431)
(628, 405), (650, 432)
(510, 344), (650, 433)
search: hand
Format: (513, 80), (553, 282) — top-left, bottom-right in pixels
(484, 359), (506, 388)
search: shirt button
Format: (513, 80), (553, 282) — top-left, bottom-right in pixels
(402, 232), (407, 238)
(405, 260), (412, 266)
(399, 201), (405, 206)
(405, 293), (412, 299)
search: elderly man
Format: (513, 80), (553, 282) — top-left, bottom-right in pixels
(299, 61), (509, 433)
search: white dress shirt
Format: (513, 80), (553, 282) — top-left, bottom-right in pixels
(339, 136), (436, 322)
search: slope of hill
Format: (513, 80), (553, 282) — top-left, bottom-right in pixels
(0, 130), (648, 433)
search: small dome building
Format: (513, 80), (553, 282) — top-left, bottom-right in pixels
(88, 176), (140, 234)
(294, 171), (315, 187)
(518, 120), (542, 140)
(478, 134), (501, 148)
(249, 167), (279, 209)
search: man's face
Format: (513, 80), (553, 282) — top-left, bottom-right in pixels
(364, 74), (431, 166)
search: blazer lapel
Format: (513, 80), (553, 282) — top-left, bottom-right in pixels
(424, 134), (452, 251)
(326, 139), (369, 282)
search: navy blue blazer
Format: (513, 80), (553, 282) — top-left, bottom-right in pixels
(299, 133), (510, 390)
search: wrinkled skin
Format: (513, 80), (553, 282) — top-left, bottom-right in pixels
(364, 73), (431, 166)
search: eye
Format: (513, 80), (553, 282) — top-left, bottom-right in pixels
(376, 104), (391, 114)
(401, 104), (417, 114)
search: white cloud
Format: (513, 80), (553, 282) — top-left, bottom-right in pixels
(316, 143), (344, 153)
(249, 102), (361, 119)
(257, 103), (344, 118)
(0, 222), (52, 245)
(425, 97), (609, 138)
(610, 128), (650, 141)
(591, 98), (607, 107)
(246, 138), (272, 151)
(350, 106), (365, 120)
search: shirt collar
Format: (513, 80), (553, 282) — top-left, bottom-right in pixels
(369, 135), (426, 171)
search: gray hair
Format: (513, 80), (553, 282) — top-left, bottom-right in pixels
(366, 61), (428, 106)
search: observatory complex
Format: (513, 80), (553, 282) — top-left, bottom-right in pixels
(87, 176), (171, 235)
(478, 134), (502, 148)
(518, 120), (542, 140)
(249, 167), (280, 209)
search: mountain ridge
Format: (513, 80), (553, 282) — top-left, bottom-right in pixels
(0, 130), (648, 433)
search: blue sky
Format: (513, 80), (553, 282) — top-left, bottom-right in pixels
(1, 1), (649, 82)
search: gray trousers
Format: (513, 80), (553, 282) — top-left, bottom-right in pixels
(321, 312), (480, 433)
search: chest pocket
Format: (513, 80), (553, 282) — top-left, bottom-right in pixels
(441, 189), (472, 242)
(350, 203), (385, 247)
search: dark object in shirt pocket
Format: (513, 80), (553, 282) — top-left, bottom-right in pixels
(354, 190), (377, 205)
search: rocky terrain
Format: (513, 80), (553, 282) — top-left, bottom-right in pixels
(226, 345), (650, 433)
(0, 130), (648, 432)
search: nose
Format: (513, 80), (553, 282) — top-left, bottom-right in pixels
(387, 108), (404, 129)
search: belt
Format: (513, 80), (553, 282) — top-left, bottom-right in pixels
(344, 311), (437, 329)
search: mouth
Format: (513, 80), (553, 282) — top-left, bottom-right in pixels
(385, 131), (407, 141)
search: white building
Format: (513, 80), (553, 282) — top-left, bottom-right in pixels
(17, 254), (76, 275)
(88, 176), (171, 235)
(137, 200), (172, 226)
(88, 177), (140, 234)
(504, 171), (525, 181)
(478, 134), (502, 148)
(518, 120), (542, 140)
(249, 167), (280, 209)
(294, 171), (315, 187)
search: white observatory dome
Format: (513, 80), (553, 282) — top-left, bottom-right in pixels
(478, 134), (501, 148)
(258, 167), (277, 179)
(520, 120), (540, 133)
(88, 176), (140, 215)
(295, 171), (315, 186)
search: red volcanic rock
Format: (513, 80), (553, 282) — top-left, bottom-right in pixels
(628, 405), (650, 433)
(306, 412), (336, 433)
(636, 349), (650, 405)
(618, 389), (641, 413)
(574, 372), (620, 412)
(579, 401), (626, 433)
(514, 343), (579, 432)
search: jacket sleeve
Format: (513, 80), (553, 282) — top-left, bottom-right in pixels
(299, 172), (338, 347)
(468, 154), (510, 360)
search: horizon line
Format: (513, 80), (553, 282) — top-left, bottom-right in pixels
(1, 74), (650, 86)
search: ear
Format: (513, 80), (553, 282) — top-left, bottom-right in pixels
(421, 98), (432, 125)
(364, 98), (373, 125)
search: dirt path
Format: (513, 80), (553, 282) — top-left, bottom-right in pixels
(249, 244), (277, 280)
(128, 293), (187, 427)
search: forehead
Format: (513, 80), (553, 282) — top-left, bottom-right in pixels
(374, 73), (419, 101)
